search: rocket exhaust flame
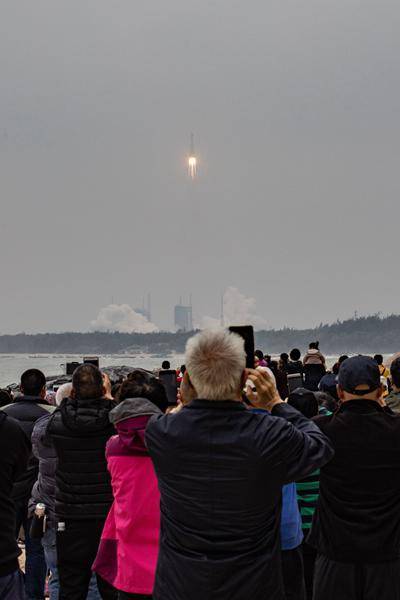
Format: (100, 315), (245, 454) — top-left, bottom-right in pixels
(188, 133), (197, 179)
(188, 155), (197, 178)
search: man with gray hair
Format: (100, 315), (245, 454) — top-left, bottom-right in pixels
(146, 328), (334, 600)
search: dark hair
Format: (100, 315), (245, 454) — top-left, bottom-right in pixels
(161, 360), (171, 370)
(288, 388), (319, 418)
(390, 357), (400, 389)
(338, 355), (349, 365)
(72, 364), (104, 400)
(314, 391), (338, 413)
(254, 350), (264, 361)
(20, 369), (46, 396)
(332, 362), (340, 375)
(374, 354), (383, 366)
(111, 383), (121, 398)
(118, 376), (168, 413)
(280, 353), (289, 364)
(180, 365), (186, 374)
(309, 341), (319, 350)
(290, 348), (301, 361)
(0, 389), (12, 408)
(269, 360), (279, 373)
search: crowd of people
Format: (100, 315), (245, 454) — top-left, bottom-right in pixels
(1, 330), (400, 600)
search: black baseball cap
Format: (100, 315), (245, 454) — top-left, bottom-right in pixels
(338, 355), (381, 396)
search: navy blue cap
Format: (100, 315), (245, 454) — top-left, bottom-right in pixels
(338, 355), (380, 395)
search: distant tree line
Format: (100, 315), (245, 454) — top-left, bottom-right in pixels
(255, 314), (400, 355)
(0, 315), (398, 355)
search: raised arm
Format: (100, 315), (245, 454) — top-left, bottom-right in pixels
(271, 403), (333, 482)
(246, 368), (334, 482)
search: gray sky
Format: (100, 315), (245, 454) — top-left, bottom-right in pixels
(1, 0), (400, 333)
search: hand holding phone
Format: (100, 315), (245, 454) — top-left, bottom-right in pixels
(228, 325), (255, 369)
(245, 368), (283, 411)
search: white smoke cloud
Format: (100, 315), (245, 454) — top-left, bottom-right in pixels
(90, 303), (159, 334)
(198, 287), (268, 330)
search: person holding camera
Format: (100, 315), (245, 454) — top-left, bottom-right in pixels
(145, 328), (334, 600)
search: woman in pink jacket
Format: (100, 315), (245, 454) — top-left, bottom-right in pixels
(93, 373), (168, 600)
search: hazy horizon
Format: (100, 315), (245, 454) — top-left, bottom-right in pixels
(1, 1), (400, 334)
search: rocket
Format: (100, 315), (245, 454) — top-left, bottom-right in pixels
(188, 133), (197, 179)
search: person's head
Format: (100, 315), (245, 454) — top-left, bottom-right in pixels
(72, 364), (104, 400)
(0, 388), (12, 408)
(111, 383), (121, 398)
(254, 350), (264, 362)
(337, 355), (382, 402)
(268, 360), (279, 375)
(161, 360), (170, 370)
(118, 374), (168, 413)
(20, 369), (46, 398)
(45, 391), (56, 406)
(314, 391), (338, 413)
(374, 354), (384, 366)
(288, 388), (319, 418)
(290, 348), (301, 361)
(390, 357), (400, 390)
(280, 353), (289, 364)
(332, 362), (340, 375)
(55, 383), (73, 406)
(180, 364), (186, 375)
(185, 329), (246, 401)
(338, 355), (349, 365)
(309, 341), (320, 350)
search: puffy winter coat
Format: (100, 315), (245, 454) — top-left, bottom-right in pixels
(47, 396), (115, 520)
(93, 398), (161, 595)
(303, 349), (326, 366)
(146, 399), (334, 600)
(1, 395), (54, 502)
(29, 413), (57, 526)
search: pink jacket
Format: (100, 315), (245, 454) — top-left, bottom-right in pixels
(93, 399), (161, 595)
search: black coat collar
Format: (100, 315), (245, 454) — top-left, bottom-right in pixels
(338, 399), (384, 414)
(187, 399), (246, 411)
(14, 394), (50, 405)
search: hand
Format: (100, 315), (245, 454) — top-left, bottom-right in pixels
(180, 371), (197, 406)
(102, 373), (113, 401)
(245, 383), (258, 406)
(245, 368), (283, 411)
(167, 402), (184, 414)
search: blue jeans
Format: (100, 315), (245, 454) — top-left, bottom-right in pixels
(0, 570), (26, 599)
(15, 502), (47, 600)
(42, 528), (101, 600)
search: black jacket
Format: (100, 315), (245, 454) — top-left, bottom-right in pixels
(146, 399), (333, 600)
(29, 413), (57, 527)
(0, 413), (31, 576)
(308, 400), (400, 563)
(287, 360), (303, 374)
(1, 395), (54, 503)
(47, 396), (115, 521)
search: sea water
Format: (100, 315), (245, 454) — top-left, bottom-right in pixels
(0, 353), (186, 387)
(0, 353), (391, 389)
